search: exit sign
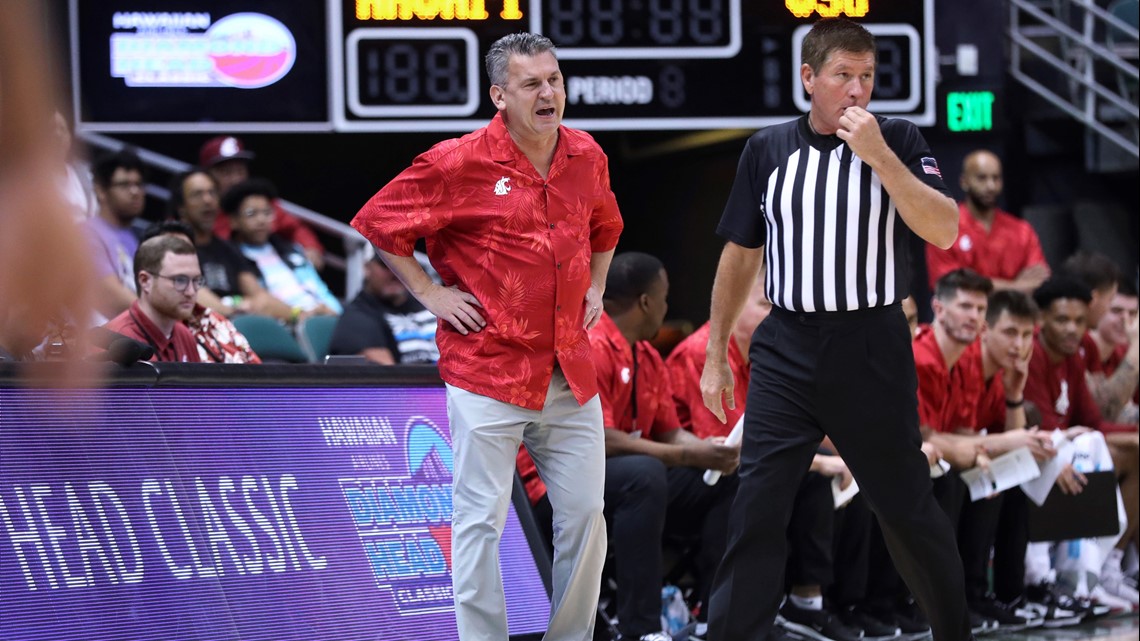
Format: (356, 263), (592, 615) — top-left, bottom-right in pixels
(946, 91), (996, 132)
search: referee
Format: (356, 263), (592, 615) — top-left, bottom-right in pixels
(700, 18), (972, 641)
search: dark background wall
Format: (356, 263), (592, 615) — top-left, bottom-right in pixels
(43, 0), (1138, 327)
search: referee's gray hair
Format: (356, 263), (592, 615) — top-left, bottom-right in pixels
(485, 32), (557, 87)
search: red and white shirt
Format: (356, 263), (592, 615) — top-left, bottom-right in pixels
(1024, 334), (1134, 434)
(913, 324), (985, 433)
(926, 204), (1047, 288)
(352, 113), (623, 409)
(517, 312), (679, 504)
(666, 322), (749, 439)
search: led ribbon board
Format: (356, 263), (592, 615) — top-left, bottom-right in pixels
(0, 384), (549, 641)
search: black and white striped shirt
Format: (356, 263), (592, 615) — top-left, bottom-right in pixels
(717, 115), (949, 312)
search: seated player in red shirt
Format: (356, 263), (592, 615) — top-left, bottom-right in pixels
(1062, 252), (1138, 426)
(925, 150), (1049, 293)
(1089, 279), (1139, 424)
(913, 270), (1049, 627)
(520, 252), (739, 641)
(1026, 276), (1139, 609)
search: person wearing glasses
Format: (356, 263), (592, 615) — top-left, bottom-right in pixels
(222, 178), (340, 322)
(104, 235), (203, 362)
(86, 148), (148, 323)
(168, 168), (295, 322)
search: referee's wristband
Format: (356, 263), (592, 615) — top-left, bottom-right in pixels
(1005, 397), (1024, 408)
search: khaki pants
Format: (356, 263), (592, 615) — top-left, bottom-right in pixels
(446, 368), (606, 641)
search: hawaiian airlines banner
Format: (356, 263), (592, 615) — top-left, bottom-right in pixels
(0, 386), (549, 640)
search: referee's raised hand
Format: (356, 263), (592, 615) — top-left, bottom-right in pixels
(836, 106), (890, 166)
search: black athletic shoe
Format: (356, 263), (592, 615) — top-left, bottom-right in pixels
(1019, 584), (1084, 628)
(968, 594), (1043, 631)
(837, 605), (900, 639)
(967, 608), (998, 635)
(779, 601), (865, 641)
(687, 621), (803, 641)
(890, 598), (932, 638)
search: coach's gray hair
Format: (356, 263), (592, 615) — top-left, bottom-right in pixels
(485, 32), (557, 87)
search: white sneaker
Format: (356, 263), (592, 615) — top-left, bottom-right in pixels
(1100, 549), (1140, 608)
(1088, 584), (1135, 613)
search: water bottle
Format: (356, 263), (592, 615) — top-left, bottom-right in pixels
(660, 584), (690, 635)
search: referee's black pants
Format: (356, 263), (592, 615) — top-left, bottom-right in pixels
(785, 470), (836, 589)
(707, 304), (972, 641)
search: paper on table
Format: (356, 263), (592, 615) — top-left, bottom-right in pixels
(959, 446), (1041, 502)
(832, 475), (860, 509)
(1021, 432), (1075, 506)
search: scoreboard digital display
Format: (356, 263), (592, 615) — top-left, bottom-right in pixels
(73, 0), (934, 132)
(0, 371), (550, 641)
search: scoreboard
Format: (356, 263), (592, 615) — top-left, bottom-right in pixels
(73, 0), (935, 132)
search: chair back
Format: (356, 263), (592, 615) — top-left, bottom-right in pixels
(297, 315), (339, 363)
(230, 315), (308, 364)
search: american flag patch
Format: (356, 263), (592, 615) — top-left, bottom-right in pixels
(921, 157), (942, 178)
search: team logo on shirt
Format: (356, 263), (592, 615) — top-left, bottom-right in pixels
(494, 176), (511, 196)
(1055, 380), (1070, 416)
(959, 234), (973, 252)
(620, 367), (631, 384)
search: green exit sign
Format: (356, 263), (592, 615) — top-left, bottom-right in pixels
(946, 91), (995, 132)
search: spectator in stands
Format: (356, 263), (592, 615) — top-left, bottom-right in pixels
(666, 276), (869, 641)
(520, 252), (739, 641)
(198, 135), (325, 269)
(140, 221), (261, 364)
(51, 110), (94, 222)
(87, 148), (146, 321)
(221, 178), (341, 321)
(327, 249), (438, 364)
(104, 235), (202, 363)
(926, 150), (1049, 293)
(1061, 252), (1137, 424)
(168, 168), (294, 322)
(1022, 276), (1138, 609)
(1089, 278), (1139, 425)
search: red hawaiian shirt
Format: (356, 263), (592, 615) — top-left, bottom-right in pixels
(352, 113), (623, 409)
(926, 204), (1048, 288)
(666, 322), (750, 439)
(187, 305), (262, 364)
